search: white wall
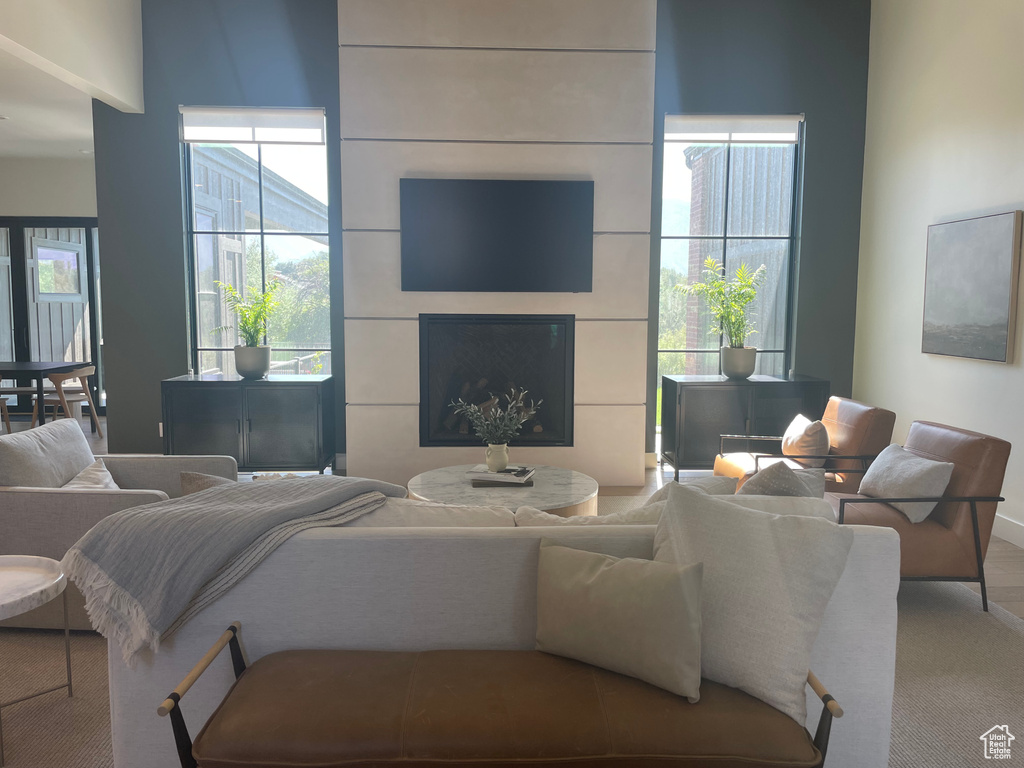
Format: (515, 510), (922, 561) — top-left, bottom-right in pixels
(0, 0), (143, 113)
(339, 0), (655, 487)
(854, 0), (1024, 545)
(0, 157), (97, 216)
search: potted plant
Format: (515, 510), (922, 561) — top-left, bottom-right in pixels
(216, 281), (279, 379)
(681, 256), (767, 380)
(450, 387), (542, 472)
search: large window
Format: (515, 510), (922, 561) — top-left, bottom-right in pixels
(182, 107), (330, 377)
(658, 115), (802, 389)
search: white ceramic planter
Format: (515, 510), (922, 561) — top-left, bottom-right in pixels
(486, 443), (510, 472)
(721, 346), (756, 380)
(234, 345), (271, 379)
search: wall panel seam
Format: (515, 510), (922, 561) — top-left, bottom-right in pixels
(340, 44), (654, 54)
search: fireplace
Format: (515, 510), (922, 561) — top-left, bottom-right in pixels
(419, 314), (574, 447)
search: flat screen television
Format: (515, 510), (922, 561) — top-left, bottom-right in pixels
(399, 178), (594, 292)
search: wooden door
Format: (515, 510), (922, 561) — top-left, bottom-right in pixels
(24, 227), (90, 363)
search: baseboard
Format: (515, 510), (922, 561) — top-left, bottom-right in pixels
(993, 513), (1024, 549)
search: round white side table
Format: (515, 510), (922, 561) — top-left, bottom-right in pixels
(408, 465), (599, 517)
(0, 556), (73, 766)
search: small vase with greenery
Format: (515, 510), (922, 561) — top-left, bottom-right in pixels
(216, 281), (279, 379)
(680, 256), (766, 379)
(450, 388), (542, 472)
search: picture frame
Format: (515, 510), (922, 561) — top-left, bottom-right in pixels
(922, 211), (1023, 363)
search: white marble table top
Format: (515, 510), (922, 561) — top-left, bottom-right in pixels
(407, 464), (599, 512)
(0, 556), (67, 621)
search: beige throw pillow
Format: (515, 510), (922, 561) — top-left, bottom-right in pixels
(536, 541), (702, 701)
(654, 483), (853, 723)
(782, 414), (829, 468)
(737, 461), (822, 498)
(63, 459), (120, 490)
(859, 444), (955, 523)
(180, 471), (236, 496)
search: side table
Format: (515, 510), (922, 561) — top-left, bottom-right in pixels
(407, 465), (599, 517)
(0, 556), (73, 766)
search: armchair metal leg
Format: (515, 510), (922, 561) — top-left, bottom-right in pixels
(969, 501), (989, 612)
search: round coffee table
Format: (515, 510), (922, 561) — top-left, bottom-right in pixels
(408, 465), (599, 517)
(0, 556), (73, 766)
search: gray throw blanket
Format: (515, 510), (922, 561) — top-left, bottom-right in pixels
(62, 476), (406, 664)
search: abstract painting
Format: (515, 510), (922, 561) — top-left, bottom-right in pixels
(922, 211), (1022, 362)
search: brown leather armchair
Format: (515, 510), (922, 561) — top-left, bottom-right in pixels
(826, 421), (1011, 611)
(714, 396), (897, 493)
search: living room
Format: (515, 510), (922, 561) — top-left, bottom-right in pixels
(1, 1), (1022, 767)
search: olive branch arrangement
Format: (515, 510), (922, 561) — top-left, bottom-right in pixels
(450, 387), (542, 445)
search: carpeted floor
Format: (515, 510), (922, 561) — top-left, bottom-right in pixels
(890, 581), (1024, 767)
(1, 582), (1022, 767)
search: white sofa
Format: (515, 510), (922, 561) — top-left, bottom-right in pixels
(108, 522), (900, 768)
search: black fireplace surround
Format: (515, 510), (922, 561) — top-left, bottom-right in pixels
(419, 314), (574, 447)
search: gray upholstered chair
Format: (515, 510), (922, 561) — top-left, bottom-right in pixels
(0, 419), (237, 629)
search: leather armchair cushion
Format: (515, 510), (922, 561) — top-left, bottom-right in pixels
(192, 649), (822, 768)
(826, 493), (976, 578)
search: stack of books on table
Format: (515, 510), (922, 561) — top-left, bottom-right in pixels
(466, 465), (537, 487)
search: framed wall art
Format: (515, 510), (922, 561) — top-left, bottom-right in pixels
(922, 210), (1022, 363)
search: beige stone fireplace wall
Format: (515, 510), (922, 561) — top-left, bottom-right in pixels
(339, 0), (656, 486)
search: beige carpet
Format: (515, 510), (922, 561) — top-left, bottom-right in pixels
(1, 583), (1022, 768)
(0, 629), (110, 768)
(890, 581), (1024, 767)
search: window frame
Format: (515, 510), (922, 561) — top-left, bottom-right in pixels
(657, 119), (804, 377)
(182, 134), (331, 377)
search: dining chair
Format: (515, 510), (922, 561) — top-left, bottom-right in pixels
(30, 365), (104, 437)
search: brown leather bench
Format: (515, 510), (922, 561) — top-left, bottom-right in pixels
(159, 624), (842, 768)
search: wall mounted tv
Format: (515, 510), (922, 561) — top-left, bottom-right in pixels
(400, 178), (594, 292)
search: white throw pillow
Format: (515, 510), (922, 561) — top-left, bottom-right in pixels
(63, 459), (120, 490)
(782, 414), (830, 468)
(859, 444), (954, 523)
(738, 461), (822, 498)
(515, 501), (665, 527)
(646, 475), (738, 505)
(654, 483), (853, 723)
(0, 419), (94, 487)
(347, 496), (515, 527)
(536, 541), (703, 701)
(724, 494), (836, 520)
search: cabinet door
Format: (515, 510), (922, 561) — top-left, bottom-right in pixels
(750, 382), (829, 437)
(680, 385), (748, 468)
(244, 385), (320, 469)
(165, 385), (242, 460)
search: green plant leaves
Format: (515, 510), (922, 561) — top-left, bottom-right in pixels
(216, 280), (280, 348)
(449, 387), (542, 445)
(677, 257), (766, 348)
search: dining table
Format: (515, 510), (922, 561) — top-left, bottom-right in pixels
(0, 361), (91, 425)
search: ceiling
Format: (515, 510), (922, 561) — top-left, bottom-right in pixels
(0, 46), (95, 158)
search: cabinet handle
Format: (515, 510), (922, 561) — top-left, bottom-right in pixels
(236, 419), (241, 433)
(247, 419), (252, 433)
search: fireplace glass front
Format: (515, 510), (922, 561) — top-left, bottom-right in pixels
(419, 314), (574, 447)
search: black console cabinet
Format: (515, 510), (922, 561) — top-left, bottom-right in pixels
(162, 374), (335, 472)
(660, 374), (830, 479)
